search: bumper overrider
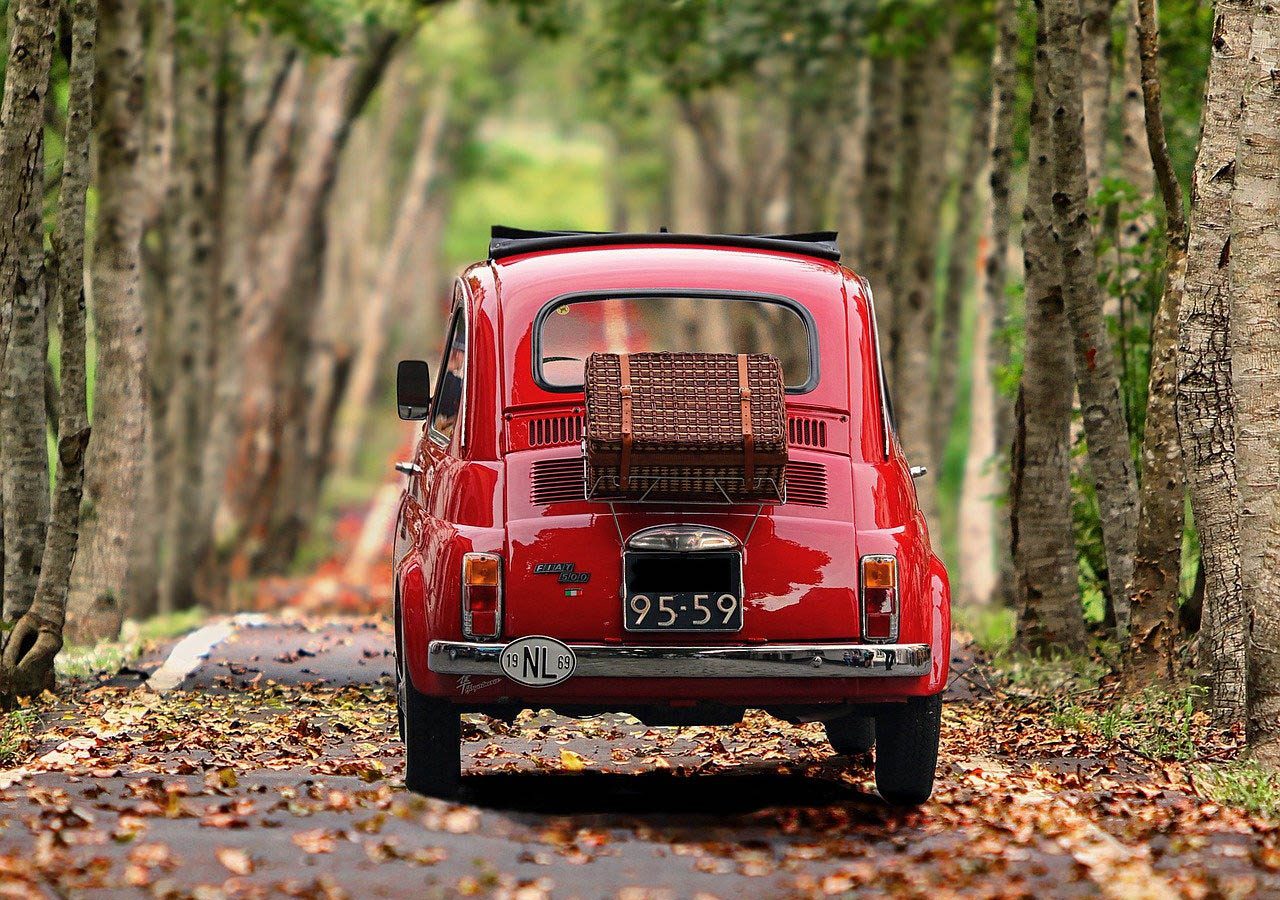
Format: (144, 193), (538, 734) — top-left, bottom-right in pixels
(428, 640), (932, 679)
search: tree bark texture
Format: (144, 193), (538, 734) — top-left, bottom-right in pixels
(66, 0), (147, 645)
(1125, 0), (1188, 683)
(3, 0), (96, 695)
(1230, 4), (1280, 764)
(892, 30), (953, 527)
(932, 84), (992, 462)
(0, 0), (56, 626)
(1014, 9), (1086, 653)
(1045, 0), (1141, 639)
(1178, 0), (1253, 725)
(859, 53), (900, 387)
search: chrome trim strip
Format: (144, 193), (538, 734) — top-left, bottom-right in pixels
(428, 640), (931, 679)
(858, 275), (893, 462)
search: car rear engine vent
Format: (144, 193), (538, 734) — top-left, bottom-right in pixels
(788, 416), (828, 448)
(528, 414), (583, 448)
(531, 457), (585, 504)
(785, 461), (828, 507)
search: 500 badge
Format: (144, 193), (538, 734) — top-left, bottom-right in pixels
(499, 635), (577, 687)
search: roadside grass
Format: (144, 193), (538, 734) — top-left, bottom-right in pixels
(1197, 760), (1280, 819)
(56, 607), (207, 681)
(0, 707), (38, 766)
(1046, 686), (1206, 762)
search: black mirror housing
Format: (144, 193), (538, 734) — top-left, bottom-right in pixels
(397, 360), (431, 420)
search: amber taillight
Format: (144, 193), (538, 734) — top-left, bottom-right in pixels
(861, 555), (898, 642)
(462, 553), (502, 640)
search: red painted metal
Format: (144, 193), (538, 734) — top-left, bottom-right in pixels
(394, 242), (951, 707)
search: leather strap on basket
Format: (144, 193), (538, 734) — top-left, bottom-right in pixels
(619, 355), (633, 490)
(737, 354), (755, 487)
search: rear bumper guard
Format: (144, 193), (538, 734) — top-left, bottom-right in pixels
(428, 640), (931, 679)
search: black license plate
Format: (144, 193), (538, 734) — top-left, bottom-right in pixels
(623, 551), (743, 632)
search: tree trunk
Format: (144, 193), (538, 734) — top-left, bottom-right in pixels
(66, 0), (147, 645)
(983, 0), (1023, 610)
(1081, 0), (1118, 195)
(932, 85), (993, 462)
(1045, 0), (1141, 639)
(0, 0), (56, 627)
(332, 73), (451, 473)
(1124, 0), (1188, 683)
(1014, 8), (1086, 653)
(213, 33), (400, 589)
(892, 29), (953, 526)
(157, 36), (220, 613)
(3, 0), (95, 695)
(859, 53), (900, 387)
(1178, 0), (1252, 725)
(1230, 5), (1280, 765)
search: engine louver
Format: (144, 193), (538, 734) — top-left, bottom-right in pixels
(531, 457), (828, 507)
(530, 457), (586, 504)
(784, 461), (828, 507)
(528, 415), (583, 448)
(788, 416), (828, 448)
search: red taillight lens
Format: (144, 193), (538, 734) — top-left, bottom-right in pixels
(462, 553), (502, 639)
(861, 555), (898, 641)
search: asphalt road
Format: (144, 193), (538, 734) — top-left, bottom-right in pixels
(5, 618), (1275, 898)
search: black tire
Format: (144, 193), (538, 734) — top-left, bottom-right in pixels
(824, 713), (875, 755)
(873, 693), (942, 806)
(403, 676), (462, 799)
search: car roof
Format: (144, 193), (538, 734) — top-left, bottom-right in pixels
(487, 225), (843, 263)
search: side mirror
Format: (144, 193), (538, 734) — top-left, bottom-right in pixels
(397, 360), (431, 420)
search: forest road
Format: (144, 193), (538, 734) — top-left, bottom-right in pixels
(6, 616), (1277, 897)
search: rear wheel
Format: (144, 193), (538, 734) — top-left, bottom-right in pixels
(873, 693), (942, 806)
(824, 713), (875, 756)
(402, 672), (462, 799)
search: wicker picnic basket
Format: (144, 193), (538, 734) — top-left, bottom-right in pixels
(583, 352), (788, 503)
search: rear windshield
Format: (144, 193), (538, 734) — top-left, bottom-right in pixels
(535, 293), (816, 392)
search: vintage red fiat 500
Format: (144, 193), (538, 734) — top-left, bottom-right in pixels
(393, 228), (950, 805)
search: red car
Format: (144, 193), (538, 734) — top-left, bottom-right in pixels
(393, 228), (951, 805)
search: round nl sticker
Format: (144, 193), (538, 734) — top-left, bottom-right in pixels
(500, 636), (576, 687)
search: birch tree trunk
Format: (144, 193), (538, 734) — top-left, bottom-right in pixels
(66, 0), (147, 644)
(1014, 9), (1085, 652)
(1125, 0), (1188, 682)
(1044, 0), (1141, 638)
(892, 29), (953, 525)
(1230, 5), (1280, 764)
(0, 0), (56, 626)
(859, 53), (900, 386)
(1177, 0), (1252, 725)
(3, 0), (95, 694)
(932, 86), (992, 462)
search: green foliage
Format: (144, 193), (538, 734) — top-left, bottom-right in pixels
(1050, 686), (1210, 763)
(955, 604), (1017, 658)
(1199, 761), (1280, 820)
(0, 708), (38, 766)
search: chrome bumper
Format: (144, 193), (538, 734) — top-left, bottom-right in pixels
(428, 640), (932, 679)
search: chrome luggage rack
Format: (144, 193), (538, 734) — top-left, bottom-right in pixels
(581, 456), (787, 506)
(580, 454), (784, 544)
